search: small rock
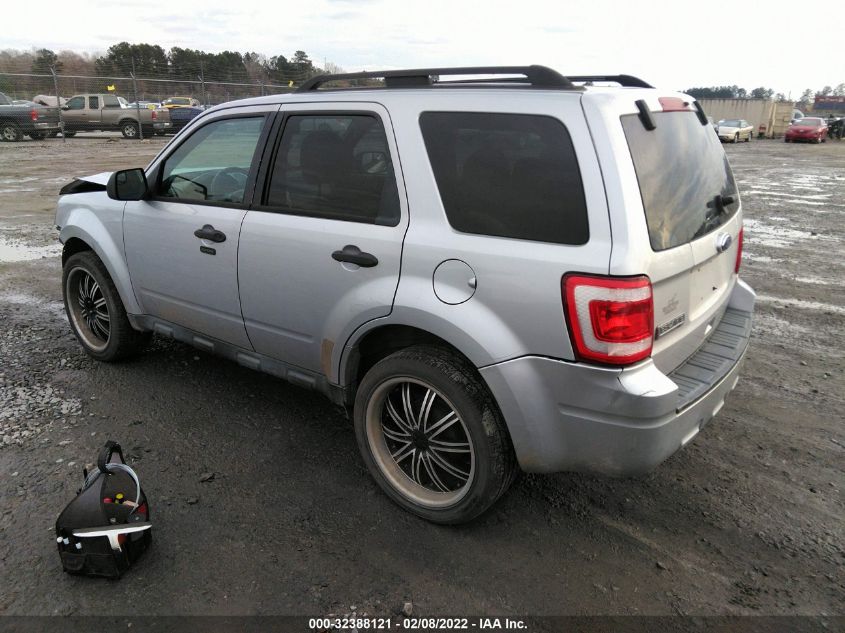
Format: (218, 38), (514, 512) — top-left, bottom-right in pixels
(800, 361), (808, 366)
(186, 497), (199, 505)
(656, 561), (669, 571)
(402, 602), (413, 617)
(199, 472), (215, 482)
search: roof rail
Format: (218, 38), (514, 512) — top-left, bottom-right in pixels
(296, 65), (576, 92)
(567, 75), (654, 88)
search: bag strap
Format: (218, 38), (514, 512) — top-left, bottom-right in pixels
(97, 440), (125, 474)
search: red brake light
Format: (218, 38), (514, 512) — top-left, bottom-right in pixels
(151, 110), (157, 120)
(735, 227), (744, 274)
(30, 109), (38, 122)
(562, 275), (654, 365)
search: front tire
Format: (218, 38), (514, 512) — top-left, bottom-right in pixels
(733, 133), (739, 143)
(354, 346), (517, 524)
(1, 122), (23, 142)
(62, 251), (149, 361)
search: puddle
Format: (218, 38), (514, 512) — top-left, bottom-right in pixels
(0, 237), (61, 263)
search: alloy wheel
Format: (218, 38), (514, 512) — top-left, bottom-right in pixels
(66, 267), (110, 351)
(366, 377), (475, 508)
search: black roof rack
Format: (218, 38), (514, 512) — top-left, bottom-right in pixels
(296, 65), (576, 92)
(567, 75), (654, 88)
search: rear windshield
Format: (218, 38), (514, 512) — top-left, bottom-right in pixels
(622, 112), (738, 251)
(419, 112), (588, 245)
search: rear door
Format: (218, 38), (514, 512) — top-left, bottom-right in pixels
(238, 102), (408, 375)
(87, 95), (101, 128)
(614, 103), (743, 372)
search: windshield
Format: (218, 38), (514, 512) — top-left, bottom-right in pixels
(795, 118), (822, 127)
(719, 119), (741, 127)
(622, 111), (739, 251)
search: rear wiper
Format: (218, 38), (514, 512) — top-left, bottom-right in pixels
(706, 193), (736, 215)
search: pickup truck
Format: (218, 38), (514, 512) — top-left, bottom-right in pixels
(0, 91), (62, 141)
(61, 93), (171, 139)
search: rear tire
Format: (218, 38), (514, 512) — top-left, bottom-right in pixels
(120, 121), (140, 139)
(62, 251), (150, 362)
(1, 121), (23, 142)
(354, 345), (517, 524)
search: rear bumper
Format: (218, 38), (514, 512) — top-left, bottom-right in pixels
(481, 279), (755, 475)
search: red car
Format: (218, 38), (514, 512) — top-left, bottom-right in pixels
(784, 117), (829, 143)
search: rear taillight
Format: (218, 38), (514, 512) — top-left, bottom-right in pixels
(735, 227), (744, 274)
(30, 109), (38, 122)
(151, 110), (157, 120)
(562, 275), (654, 365)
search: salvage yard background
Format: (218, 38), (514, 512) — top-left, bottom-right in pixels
(0, 135), (842, 616)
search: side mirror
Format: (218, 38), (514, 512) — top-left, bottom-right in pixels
(61, 105), (69, 110)
(107, 168), (149, 201)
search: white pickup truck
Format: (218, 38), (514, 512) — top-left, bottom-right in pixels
(61, 93), (171, 139)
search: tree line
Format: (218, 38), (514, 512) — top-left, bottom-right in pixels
(1, 42), (332, 85)
(683, 84), (845, 108)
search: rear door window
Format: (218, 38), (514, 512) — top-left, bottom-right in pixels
(621, 112), (738, 251)
(419, 112), (588, 245)
(263, 114), (400, 226)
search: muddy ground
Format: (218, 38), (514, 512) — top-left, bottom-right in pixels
(0, 133), (842, 620)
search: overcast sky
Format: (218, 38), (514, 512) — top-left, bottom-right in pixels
(3, 0), (836, 97)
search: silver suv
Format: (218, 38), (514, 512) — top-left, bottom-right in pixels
(55, 66), (755, 524)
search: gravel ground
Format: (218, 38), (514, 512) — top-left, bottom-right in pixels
(0, 134), (842, 620)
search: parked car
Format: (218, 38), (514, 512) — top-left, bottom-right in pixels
(784, 117), (829, 143)
(162, 96), (201, 109)
(61, 93), (171, 138)
(167, 105), (204, 134)
(716, 119), (754, 143)
(0, 91), (61, 141)
(54, 66), (754, 523)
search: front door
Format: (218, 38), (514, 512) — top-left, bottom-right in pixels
(238, 104), (408, 376)
(123, 106), (276, 348)
(62, 95), (86, 132)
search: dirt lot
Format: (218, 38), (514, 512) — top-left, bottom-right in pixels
(0, 134), (842, 620)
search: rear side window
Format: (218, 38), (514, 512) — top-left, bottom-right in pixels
(264, 114), (400, 225)
(622, 112), (738, 251)
(419, 112), (588, 245)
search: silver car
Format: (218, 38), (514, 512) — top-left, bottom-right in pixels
(55, 66), (755, 523)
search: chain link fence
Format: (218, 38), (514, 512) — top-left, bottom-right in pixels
(0, 70), (296, 107)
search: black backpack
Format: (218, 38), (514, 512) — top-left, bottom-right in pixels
(55, 441), (152, 578)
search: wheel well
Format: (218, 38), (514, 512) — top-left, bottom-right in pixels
(347, 325), (476, 398)
(62, 237), (92, 265)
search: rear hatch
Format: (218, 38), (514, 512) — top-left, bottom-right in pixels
(611, 99), (743, 373)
